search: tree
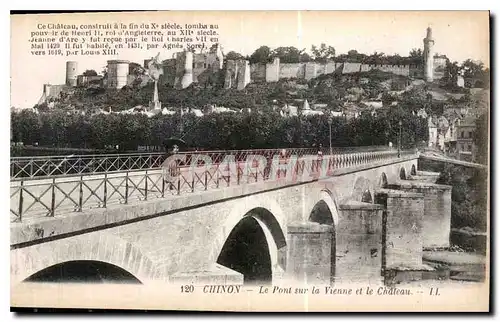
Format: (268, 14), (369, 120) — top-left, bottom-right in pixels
(441, 60), (460, 89)
(409, 48), (423, 65)
(461, 59), (489, 88)
(462, 59), (484, 77)
(249, 46), (272, 64)
(270, 46), (308, 63)
(129, 62), (146, 76)
(311, 43), (336, 63)
(225, 51), (246, 61)
(82, 69), (98, 76)
(364, 52), (384, 65)
(345, 50), (367, 63)
(101, 66), (108, 79)
(299, 52), (312, 62)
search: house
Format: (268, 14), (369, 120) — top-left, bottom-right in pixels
(417, 108), (428, 119)
(455, 116), (477, 162)
(301, 99), (324, 116)
(281, 104), (299, 117)
(427, 117), (438, 149)
(443, 116), (461, 156)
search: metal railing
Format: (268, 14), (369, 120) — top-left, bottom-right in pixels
(10, 146), (392, 179)
(10, 148), (417, 222)
(10, 152), (166, 179)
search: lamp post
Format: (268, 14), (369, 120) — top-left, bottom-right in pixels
(328, 116), (333, 155)
(398, 120), (402, 157)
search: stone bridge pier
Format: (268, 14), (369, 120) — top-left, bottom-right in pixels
(282, 164), (452, 286)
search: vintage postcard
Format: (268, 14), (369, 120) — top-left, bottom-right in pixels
(10, 10), (490, 312)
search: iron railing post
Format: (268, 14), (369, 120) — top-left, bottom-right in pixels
(216, 166), (220, 188)
(103, 172), (107, 207)
(145, 170), (148, 200)
(161, 173), (165, 198)
(78, 175), (83, 211)
(18, 180), (24, 222)
(125, 171), (129, 204)
(237, 163), (241, 185)
(50, 177), (56, 217)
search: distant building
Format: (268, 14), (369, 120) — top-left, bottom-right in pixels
(77, 75), (103, 87)
(417, 108), (428, 119)
(427, 117), (438, 149)
(455, 116), (477, 162)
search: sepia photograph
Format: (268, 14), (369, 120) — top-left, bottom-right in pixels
(9, 10), (490, 312)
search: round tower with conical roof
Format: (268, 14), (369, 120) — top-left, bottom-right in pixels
(423, 26), (435, 82)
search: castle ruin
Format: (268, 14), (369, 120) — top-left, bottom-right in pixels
(37, 27), (446, 106)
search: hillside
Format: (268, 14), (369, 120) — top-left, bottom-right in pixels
(37, 69), (418, 113)
(35, 67), (489, 121)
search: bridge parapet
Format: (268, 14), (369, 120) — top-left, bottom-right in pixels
(10, 146), (395, 179)
(10, 148), (417, 223)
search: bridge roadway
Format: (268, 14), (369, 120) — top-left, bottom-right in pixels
(10, 154), (324, 221)
(419, 153), (488, 169)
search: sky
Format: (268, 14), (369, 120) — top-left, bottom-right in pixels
(10, 11), (490, 109)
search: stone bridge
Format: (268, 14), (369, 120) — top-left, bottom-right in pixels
(10, 150), (452, 287)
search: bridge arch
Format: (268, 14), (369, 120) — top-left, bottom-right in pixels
(379, 172), (388, 188)
(214, 197), (287, 285)
(399, 167), (407, 180)
(307, 189), (338, 282)
(411, 164), (417, 176)
(361, 190), (373, 203)
(11, 233), (155, 285)
(23, 260), (142, 284)
(308, 189), (340, 226)
(352, 176), (373, 203)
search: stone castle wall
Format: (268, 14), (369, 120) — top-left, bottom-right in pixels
(46, 84), (66, 99)
(171, 54), (426, 90)
(99, 47), (444, 91)
(279, 63), (305, 79)
(250, 63), (266, 82)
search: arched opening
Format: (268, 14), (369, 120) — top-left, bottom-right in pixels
(309, 200), (334, 225)
(309, 199), (336, 283)
(411, 164), (417, 176)
(399, 167), (407, 180)
(217, 208), (284, 285)
(361, 190), (373, 203)
(353, 177), (371, 203)
(380, 173), (388, 188)
(23, 260), (141, 284)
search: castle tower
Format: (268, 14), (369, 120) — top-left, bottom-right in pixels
(37, 84), (50, 105)
(107, 60), (130, 89)
(423, 26), (435, 82)
(214, 44), (224, 69)
(65, 61), (78, 87)
(181, 51), (194, 89)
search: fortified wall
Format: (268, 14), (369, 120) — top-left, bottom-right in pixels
(36, 28), (445, 102)
(168, 54), (431, 91)
(37, 84), (68, 105)
(165, 53), (428, 91)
